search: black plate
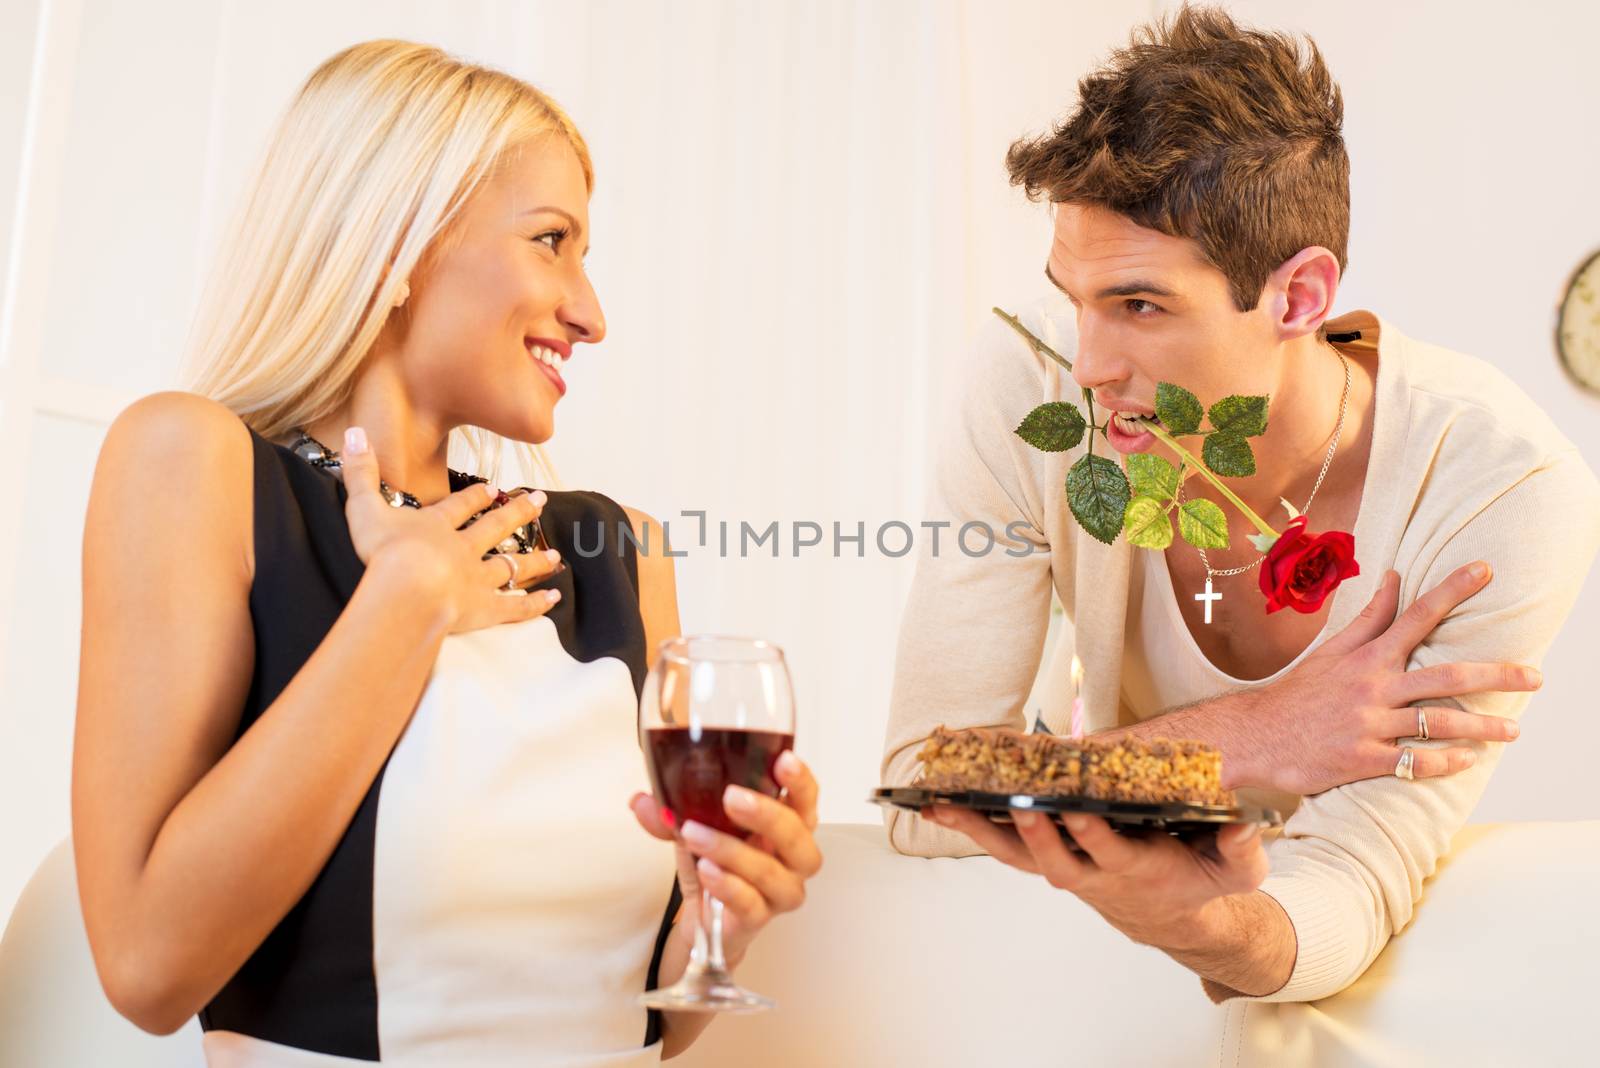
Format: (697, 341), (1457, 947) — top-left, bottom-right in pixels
(871, 787), (1280, 842)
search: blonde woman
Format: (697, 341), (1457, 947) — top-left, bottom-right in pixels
(70, 40), (822, 1065)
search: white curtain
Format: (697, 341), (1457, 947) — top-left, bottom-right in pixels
(0, 0), (1141, 924)
(4, 0), (1599, 929)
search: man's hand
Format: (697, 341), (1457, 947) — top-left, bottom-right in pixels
(1236, 563), (1537, 794)
(925, 805), (1266, 942)
(1121, 562), (1538, 796)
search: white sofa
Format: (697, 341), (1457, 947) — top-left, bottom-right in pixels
(0, 840), (204, 1068)
(3, 823), (1590, 1067)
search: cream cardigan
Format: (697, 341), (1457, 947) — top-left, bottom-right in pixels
(880, 296), (1600, 1001)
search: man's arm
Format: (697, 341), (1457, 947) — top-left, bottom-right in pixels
(1118, 875), (1299, 1000)
(1100, 565), (1538, 797)
(1106, 694), (1261, 788)
(881, 305), (1074, 858)
(1225, 455), (1600, 1002)
(928, 802), (1298, 997)
(1183, 893), (1297, 1001)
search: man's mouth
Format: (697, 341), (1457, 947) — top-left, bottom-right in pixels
(1108, 409), (1160, 433)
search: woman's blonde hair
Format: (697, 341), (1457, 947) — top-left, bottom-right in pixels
(183, 39), (592, 488)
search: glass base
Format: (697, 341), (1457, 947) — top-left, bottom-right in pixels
(638, 968), (774, 1014)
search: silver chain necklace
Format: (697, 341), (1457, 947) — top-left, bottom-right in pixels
(1183, 347), (1350, 622)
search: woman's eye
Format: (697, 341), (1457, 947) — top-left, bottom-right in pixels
(532, 227), (568, 253)
(1126, 298), (1161, 316)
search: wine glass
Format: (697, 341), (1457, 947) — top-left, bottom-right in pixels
(637, 635), (796, 1013)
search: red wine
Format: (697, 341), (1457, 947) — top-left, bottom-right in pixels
(645, 727), (794, 839)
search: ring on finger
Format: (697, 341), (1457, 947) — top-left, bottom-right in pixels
(1394, 747), (1416, 781)
(1416, 708), (1430, 741)
(496, 551), (519, 590)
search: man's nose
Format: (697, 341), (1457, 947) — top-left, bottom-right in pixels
(1069, 318), (1126, 394)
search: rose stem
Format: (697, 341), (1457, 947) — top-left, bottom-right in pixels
(994, 307), (1279, 538)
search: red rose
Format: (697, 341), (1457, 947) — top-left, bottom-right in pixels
(1258, 515), (1360, 615)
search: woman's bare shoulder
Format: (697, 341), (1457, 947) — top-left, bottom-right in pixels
(618, 504), (671, 574)
(619, 504), (681, 650)
(92, 391), (255, 571)
(99, 392), (252, 484)
(102, 391), (249, 457)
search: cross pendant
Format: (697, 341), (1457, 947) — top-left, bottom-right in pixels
(1195, 576), (1222, 624)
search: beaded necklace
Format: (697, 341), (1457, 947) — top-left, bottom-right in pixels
(287, 430), (548, 557)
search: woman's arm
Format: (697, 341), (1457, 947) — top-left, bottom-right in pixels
(72, 394), (543, 1034)
(622, 506), (681, 661)
(618, 506), (824, 1060)
(617, 507), (709, 1058)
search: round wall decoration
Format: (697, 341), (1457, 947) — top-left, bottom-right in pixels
(1557, 249), (1600, 396)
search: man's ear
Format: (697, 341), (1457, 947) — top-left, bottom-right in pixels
(1263, 246), (1341, 341)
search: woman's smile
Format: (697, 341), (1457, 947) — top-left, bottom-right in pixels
(526, 336), (570, 397)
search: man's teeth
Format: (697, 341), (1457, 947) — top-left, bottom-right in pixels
(528, 343), (563, 367)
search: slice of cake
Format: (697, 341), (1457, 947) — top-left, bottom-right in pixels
(914, 725), (1233, 806)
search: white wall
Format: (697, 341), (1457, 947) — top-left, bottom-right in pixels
(2, 0), (1597, 931)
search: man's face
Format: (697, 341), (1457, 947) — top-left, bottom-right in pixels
(1045, 202), (1283, 455)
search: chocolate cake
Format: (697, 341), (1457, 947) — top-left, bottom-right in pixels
(914, 725), (1233, 807)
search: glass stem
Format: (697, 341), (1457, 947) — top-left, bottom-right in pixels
(687, 894), (710, 968)
(704, 891), (729, 973)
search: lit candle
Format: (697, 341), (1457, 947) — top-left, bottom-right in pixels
(1069, 655), (1085, 739)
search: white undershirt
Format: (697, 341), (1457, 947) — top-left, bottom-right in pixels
(1120, 546), (1307, 821)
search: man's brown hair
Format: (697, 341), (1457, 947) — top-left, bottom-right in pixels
(1006, 4), (1348, 311)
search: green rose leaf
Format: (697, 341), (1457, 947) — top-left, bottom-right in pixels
(1206, 394), (1269, 438)
(1178, 497), (1230, 549)
(1155, 382), (1203, 435)
(1015, 401), (1086, 453)
(1125, 453), (1181, 501)
(1202, 432), (1257, 477)
(1123, 496), (1174, 549)
(1067, 453), (1132, 545)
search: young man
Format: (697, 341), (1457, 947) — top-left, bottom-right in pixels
(881, 6), (1600, 1003)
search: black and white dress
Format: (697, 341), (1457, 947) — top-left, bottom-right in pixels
(198, 428), (679, 1066)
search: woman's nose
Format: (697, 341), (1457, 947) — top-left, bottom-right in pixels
(561, 274), (606, 345)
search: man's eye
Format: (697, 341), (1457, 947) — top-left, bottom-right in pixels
(1126, 298), (1161, 316)
(532, 227), (569, 252)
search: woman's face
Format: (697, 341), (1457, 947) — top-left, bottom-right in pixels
(397, 137), (603, 445)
